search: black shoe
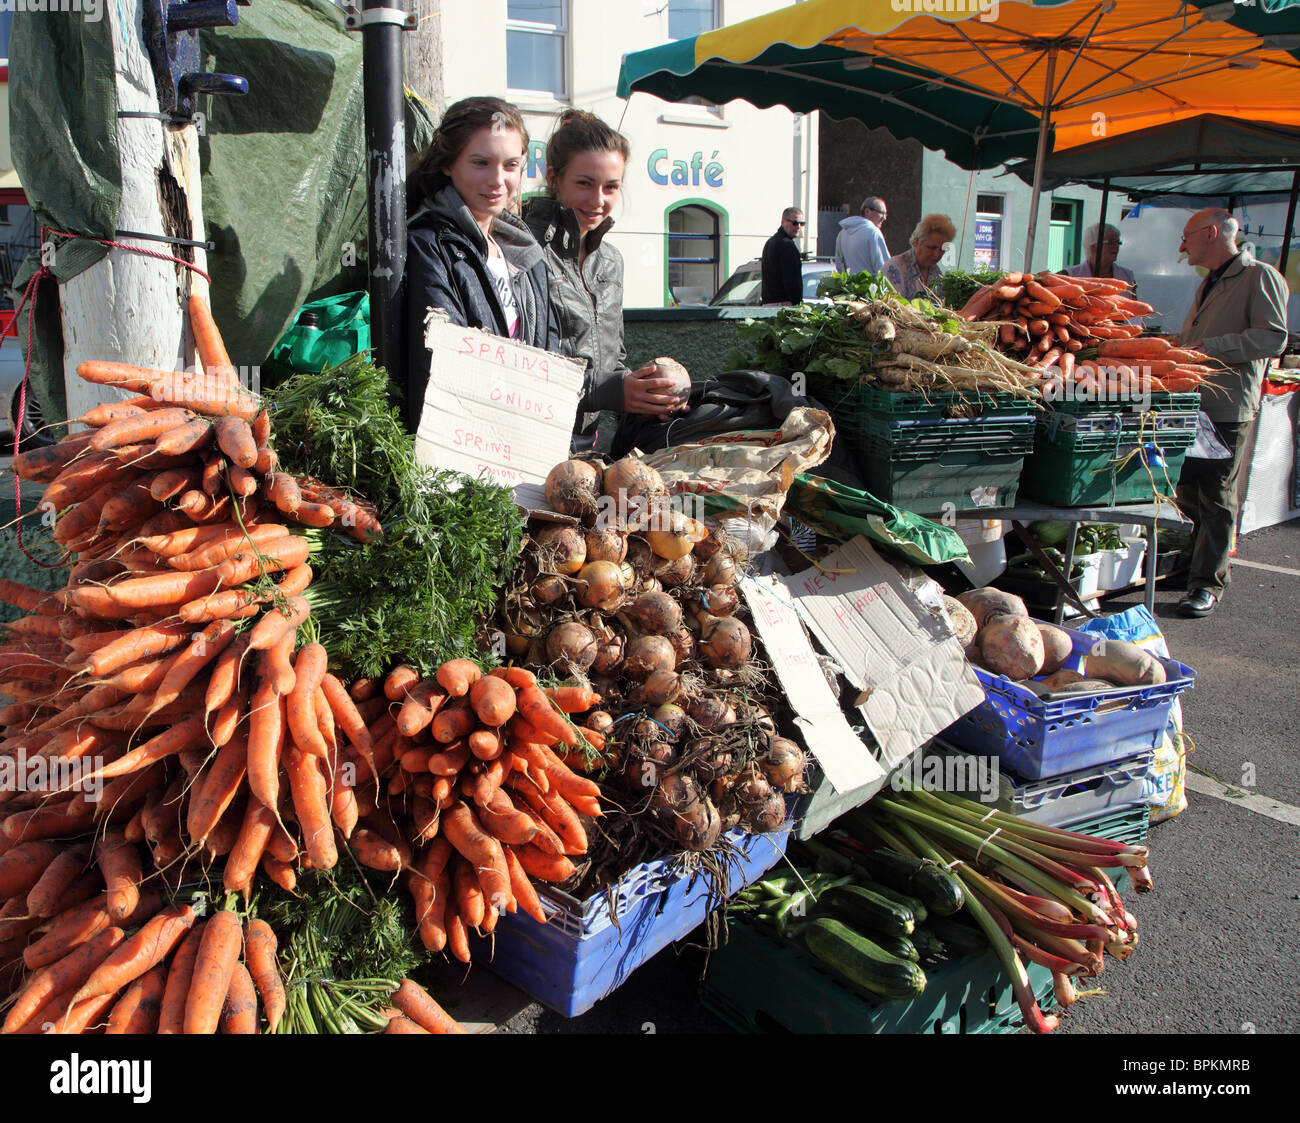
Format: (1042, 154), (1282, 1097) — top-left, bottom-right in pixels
(1177, 588), (1218, 617)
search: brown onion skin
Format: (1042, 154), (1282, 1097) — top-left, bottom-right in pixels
(590, 632), (625, 676)
(545, 622), (598, 671)
(698, 613), (753, 669)
(602, 457), (666, 503)
(761, 737), (806, 791)
(532, 574), (569, 605)
(625, 536), (654, 571)
(746, 791), (787, 833)
(585, 529), (627, 564)
(626, 591), (682, 635)
(623, 634), (677, 681)
(667, 627), (695, 668)
(687, 692), (730, 730)
(653, 553), (696, 587)
(535, 523), (587, 575)
(692, 517), (726, 562)
(631, 669), (680, 707)
(675, 797), (722, 851)
(545, 459), (603, 518)
(701, 583), (738, 616)
(586, 710), (614, 734)
(701, 551), (738, 588)
(575, 560), (626, 612)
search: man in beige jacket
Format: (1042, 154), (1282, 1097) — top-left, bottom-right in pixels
(1174, 208), (1290, 617)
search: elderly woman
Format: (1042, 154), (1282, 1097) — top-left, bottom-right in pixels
(1066, 223), (1136, 285)
(884, 214), (954, 300)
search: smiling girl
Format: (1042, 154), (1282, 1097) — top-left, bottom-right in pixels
(406, 97), (558, 412)
(523, 110), (688, 448)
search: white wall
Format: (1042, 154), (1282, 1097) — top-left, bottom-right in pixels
(440, 1), (818, 306)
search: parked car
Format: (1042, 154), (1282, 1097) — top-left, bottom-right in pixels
(708, 257), (836, 307)
(1, 332), (53, 451)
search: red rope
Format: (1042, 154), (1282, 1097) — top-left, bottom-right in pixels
(11, 227), (213, 568)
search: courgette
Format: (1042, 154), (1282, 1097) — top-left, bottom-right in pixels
(817, 884), (915, 938)
(926, 917), (988, 958)
(838, 827), (965, 916)
(909, 926), (946, 961)
(871, 933), (920, 963)
(858, 880), (928, 926)
(804, 917), (927, 1001)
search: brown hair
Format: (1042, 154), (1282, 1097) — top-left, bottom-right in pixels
(544, 109), (630, 195)
(412, 96), (529, 206)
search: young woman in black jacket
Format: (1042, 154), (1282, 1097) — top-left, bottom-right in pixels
(522, 110), (688, 448)
(405, 97), (559, 422)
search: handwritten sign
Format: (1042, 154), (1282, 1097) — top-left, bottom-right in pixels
(414, 312), (586, 487)
(785, 537), (985, 770)
(740, 576), (884, 796)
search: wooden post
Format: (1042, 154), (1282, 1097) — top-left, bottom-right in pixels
(59, 0), (206, 423)
(405, 0), (446, 118)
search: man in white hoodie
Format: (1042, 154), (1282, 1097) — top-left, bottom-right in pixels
(834, 196), (890, 275)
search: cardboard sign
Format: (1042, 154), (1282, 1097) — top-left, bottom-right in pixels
(740, 575), (885, 796)
(785, 536), (985, 771)
(414, 312), (586, 488)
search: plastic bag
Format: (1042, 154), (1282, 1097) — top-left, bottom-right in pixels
(1079, 605), (1189, 822)
(1187, 410), (1232, 460)
(267, 291), (371, 389)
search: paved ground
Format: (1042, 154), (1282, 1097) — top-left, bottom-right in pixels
(441, 520), (1300, 1035)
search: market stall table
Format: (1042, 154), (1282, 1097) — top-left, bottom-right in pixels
(972, 500), (1190, 622)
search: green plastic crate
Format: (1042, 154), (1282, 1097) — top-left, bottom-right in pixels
(1043, 391), (1201, 416)
(812, 379), (1033, 425)
(700, 918), (1057, 1034)
(850, 445), (1026, 515)
(1020, 425), (1195, 506)
(853, 412), (1038, 450)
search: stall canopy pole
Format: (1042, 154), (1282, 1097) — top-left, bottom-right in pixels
(1093, 176), (1111, 276)
(1280, 168), (1300, 278)
(1023, 48), (1058, 270)
(356, 0), (412, 402)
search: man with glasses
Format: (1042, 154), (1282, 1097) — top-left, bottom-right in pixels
(1171, 207), (1289, 618)
(761, 207), (806, 305)
(833, 195), (890, 277)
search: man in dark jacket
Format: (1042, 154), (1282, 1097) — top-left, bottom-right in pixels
(761, 208), (805, 305)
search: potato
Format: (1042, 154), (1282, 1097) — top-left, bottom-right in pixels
(979, 615), (1045, 679)
(1037, 624), (1074, 676)
(942, 595), (978, 649)
(1040, 668), (1087, 692)
(957, 587), (1029, 629)
(1083, 639), (1167, 686)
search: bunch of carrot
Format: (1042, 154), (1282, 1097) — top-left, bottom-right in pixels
(957, 271), (1174, 386)
(1072, 336), (1221, 395)
(339, 659), (606, 964)
(0, 878), (286, 1035)
(0, 299), (498, 1031)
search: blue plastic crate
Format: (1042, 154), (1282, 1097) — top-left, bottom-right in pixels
(942, 625), (1194, 780)
(469, 825), (791, 1017)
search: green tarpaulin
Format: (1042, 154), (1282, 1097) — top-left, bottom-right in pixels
(9, 0), (434, 419)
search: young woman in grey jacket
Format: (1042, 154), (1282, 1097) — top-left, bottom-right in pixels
(522, 111), (689, 448)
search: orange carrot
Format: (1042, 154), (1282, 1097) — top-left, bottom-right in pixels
(243, 919), (285, 1033)
(262, 472), (302, 515)
(219, 961), (259, 1034)
(477, 788), (539, 847)
(90, 407), (194, 452)
(504, 846), (548, 924)
(441, 802), (512, 912)
(543, 685), (601, 714)
(396, 678), (446, 737)
(285, 746), (337, 870)
(260, 852), (297, 892)
(319, 673), (375, 773)
(213, 416), (259, 469)
(469, 675), (517, 726)
(431, 696), (476, 744)
(0, 840), (63, 898)
(386, 1015), (432, 1033)
(287, 642), (328, 758)
(444, 902), (471, 965)
(184, 908), (243, 1035)
(246, 595), (309, 651)
(436, 658), (482, 697)
(25, 844), (93, 919)
(468, 727), (504, 761)
(70, 902), (195, 1003)
(515, 843), (576, 883)
(391, 978), (465, 1034)
(351, 827), (404, 872)
(156, 922), (205, 1033)
(94, 830), (143, 922)
(264, 625), (297, 695)
(517, 685), (578, 747)
(5, 930), (124, 1034)
(223, 798), (277, 899)
(246, 677), (285, 814)
(154, 418), (215, 456)
(384, 665), (420, 701)
(104, 963), (166, 1034)
(189, 294), (239, 384)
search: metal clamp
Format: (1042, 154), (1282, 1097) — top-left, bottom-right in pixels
(344, 6), (417, 30)
(116, 229), (217, 252)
